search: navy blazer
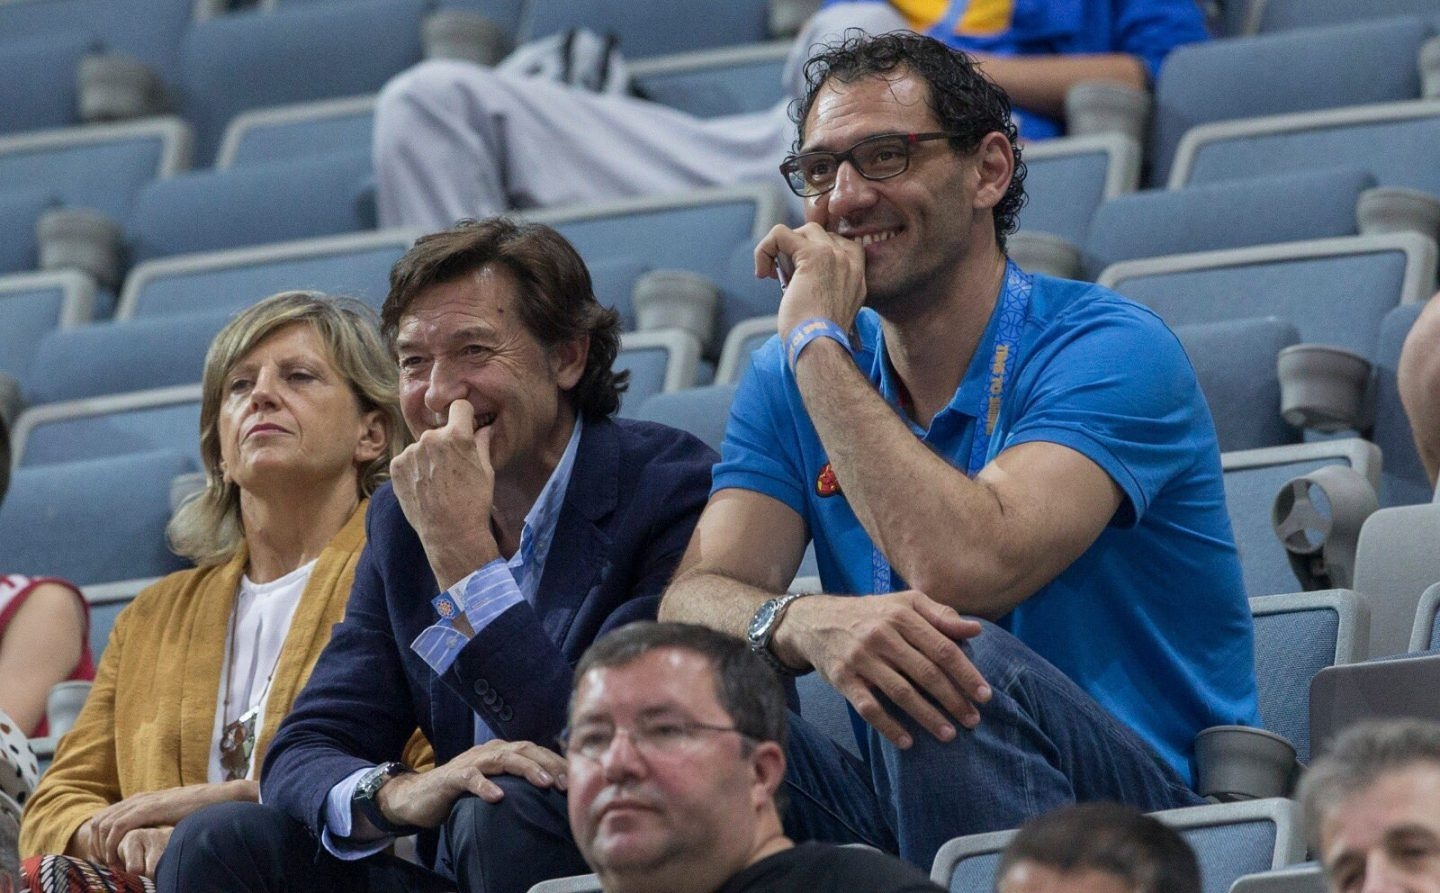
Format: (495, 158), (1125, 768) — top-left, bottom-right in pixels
(261, 416), (716, 841)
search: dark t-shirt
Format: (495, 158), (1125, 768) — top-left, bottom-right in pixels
(715, 843), (943, 893)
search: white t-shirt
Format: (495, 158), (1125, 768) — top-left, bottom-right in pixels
(207, 560), (314, 783)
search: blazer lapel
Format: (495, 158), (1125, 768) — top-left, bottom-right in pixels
(532, 418), (619, 651)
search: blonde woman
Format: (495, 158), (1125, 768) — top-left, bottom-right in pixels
(21, 292), (420, 891)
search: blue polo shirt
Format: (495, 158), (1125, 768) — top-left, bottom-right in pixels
(824, 0), (1209, 139)
(713, 268), (1259, 783)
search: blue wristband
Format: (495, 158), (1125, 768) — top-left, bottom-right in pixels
(785, 317), (852, 374)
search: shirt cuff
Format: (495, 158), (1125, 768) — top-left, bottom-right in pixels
(320, 767), (393, 861)
(409, 561), (525, 675)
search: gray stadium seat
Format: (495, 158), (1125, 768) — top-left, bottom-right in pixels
(930, 799), (1305, 893)
(1221, 440), (1382, 599)
(216, 94), (377, 170)
(633, 384), (736, 454)
(630, 41), (789, 118)
(0, 450), (193, 586)
(1250, 590), (1370, 763)
(1082, 168), (1373, 279)
(1409, 581), (1440, 652)
(1150, 17), (1432, 185)
(1173, 318), (1301, 453)
(614, 329), (701, 416)
(1098, 233), (1437, 360)
(178, 0), (426, 164)
(11, 384), (203, 469)
(1310, 651), (1440, 758)
(1169, 99), (1440, 195)
(1228, 863), (1325, 893)
(116, 229), (417, 320)
(124, 149), (374, 264)
(1351, 500), (1440, 656)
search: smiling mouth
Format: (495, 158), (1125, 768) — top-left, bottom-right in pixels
(850, 229), (900, 247)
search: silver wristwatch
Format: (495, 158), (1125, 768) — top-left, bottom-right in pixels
(746, 592), (809, 676)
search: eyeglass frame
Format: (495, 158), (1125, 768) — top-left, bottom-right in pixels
(779, 131), (963, 198)
(557, 716), (759, 763)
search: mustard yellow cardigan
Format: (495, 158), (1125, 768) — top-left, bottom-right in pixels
(22, 503), (375, 856)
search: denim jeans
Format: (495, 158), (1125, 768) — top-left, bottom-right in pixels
(779, 619), (1204, 867)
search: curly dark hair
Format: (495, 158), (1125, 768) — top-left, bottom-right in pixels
(791, 30), (1027, 251)
(383, 217), (628, 419)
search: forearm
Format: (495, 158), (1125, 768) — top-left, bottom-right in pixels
(794, 340), (1034, 616)
(659, 568), (775, 642)
(974, 52), (1148, 119)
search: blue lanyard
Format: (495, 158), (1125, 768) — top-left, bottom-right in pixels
(871, 261), (1033, 594)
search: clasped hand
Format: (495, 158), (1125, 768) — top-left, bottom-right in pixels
(779, 591), (992, 749)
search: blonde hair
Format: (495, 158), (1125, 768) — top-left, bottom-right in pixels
(167, 291), (406, 566)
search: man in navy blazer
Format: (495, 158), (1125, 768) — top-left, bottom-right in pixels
(157, 218), (716, 893)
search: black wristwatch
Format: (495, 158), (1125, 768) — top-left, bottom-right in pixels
(352, 761), (421, 836)
(746, 593), (809, 676)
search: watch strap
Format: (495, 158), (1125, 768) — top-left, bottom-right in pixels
(353, 761), (421, 837)
(750, 592), (809, 676)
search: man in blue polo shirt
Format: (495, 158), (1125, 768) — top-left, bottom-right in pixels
(659, 31), (1259, 869)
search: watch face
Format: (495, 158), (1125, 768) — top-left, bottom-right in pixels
(748, 600), (778, 642)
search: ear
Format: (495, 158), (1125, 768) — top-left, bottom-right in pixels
(748, 740), (787, 808)
(352, 409), (389, 466)
(549, 335), (590, 392)
(971, 130), (1014, 211)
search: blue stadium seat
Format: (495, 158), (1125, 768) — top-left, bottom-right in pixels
(1222, 440), (1382, 599)
(1170, 99), (1440, 195)
(1098, 233), (1437, 359)
(519, 0), (771, 59)
(1369, 303), (1433, 508)
(81, 577), (157, 663)
(0, 188), (52, 276)
(1082, 168), (1373, 279)
(930, 799), (1305, 893)
(116, 230), (415, 320)
(1173, 318), (1301, 453)
(1257, 0), (1440, 33)
(0, 450), (193, 586)
(124, 149), (373, 264)
(0, 118), (192, 223)
(178, 0), (426, 164)
(0, 31), (91, 135)
(216, 94), (376, 169)
(614, 329), (701, 416)
(1250, 590), (1370, 763)
(23, 311), (229, 406)
(714, 315), (775, 386)
(630, 42), (789, 118)
(0, 271), (96, 394)
(633, 384), (736, 454)
(525, 185), (789, 355)
(11, 384), (203, 469)
(0, 0), (192, 83)
(1018, 133), (1140, 249)
(1149, 17), (1432, 186)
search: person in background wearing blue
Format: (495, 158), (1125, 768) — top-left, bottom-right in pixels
(373, 0), (1208, 229)
(660, 30), (1258, 868)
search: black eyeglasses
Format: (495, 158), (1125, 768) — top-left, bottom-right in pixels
(780, 131), (960, 197)
(558, 717), (754, 762)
